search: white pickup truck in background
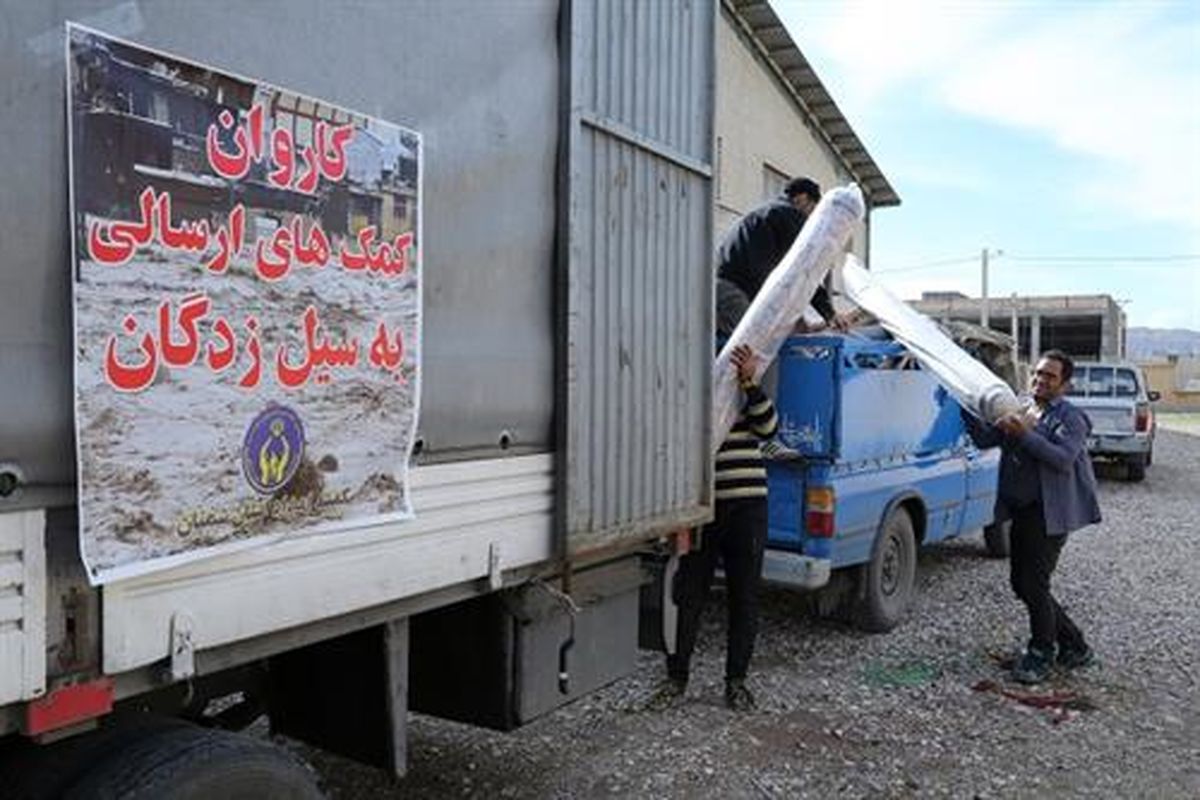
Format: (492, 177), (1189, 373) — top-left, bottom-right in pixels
(1068, 362), (1160, 481)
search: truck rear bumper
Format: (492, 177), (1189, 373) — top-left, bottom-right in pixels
(1087, 433), (1151, 456)
(761, 548), (832, 590)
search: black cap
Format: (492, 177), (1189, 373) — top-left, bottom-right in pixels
(784, 177), (821, 202)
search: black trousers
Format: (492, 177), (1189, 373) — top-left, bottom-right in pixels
(1009, 503), (1087, 653)
(667, 497), (767, 682)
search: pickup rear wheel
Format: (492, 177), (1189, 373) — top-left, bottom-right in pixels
(855, 506), (917, 633)
(1127, 453), (1147, 482)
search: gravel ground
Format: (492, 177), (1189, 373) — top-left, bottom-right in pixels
(1159, 412), (1200, 435)
(294, 428), (1200, 799)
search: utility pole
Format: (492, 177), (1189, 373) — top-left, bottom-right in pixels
(981, 247), (990, 329)
(980, 247), (1002, 329)
(1011, 292), (1020, 367)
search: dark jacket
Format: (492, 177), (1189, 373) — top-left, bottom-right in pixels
(716, 196), (835, 321)
(965, 397), (1102, 536)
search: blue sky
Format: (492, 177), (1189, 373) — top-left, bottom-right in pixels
(775, 0), (1200, 330)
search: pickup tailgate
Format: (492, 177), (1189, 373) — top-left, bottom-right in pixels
(1076, 400), (1136, 436)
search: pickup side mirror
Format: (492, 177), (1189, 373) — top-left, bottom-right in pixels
(1148, 390), (1162, 402)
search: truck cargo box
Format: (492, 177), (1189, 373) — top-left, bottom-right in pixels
(1, 0), (714, 727)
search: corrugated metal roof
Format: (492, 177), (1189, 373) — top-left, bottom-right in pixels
(725, 0), (901, 208)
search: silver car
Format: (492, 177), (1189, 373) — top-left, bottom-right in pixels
(1067, 362), (1160, 481)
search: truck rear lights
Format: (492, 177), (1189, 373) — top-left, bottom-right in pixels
(1135, 403), (1152, 433)
(806, 486), (835, 538)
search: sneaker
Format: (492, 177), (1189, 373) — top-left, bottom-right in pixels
(724, 679), (756, 712)
(644, 678), (687, 711)
(1012, 645), (1055, 685)
(1057, 644), (1095, 670)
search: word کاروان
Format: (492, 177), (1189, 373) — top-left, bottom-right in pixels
(205, 104), (354, 193)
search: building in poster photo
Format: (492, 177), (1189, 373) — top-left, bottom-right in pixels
(67, 26), (422, 583)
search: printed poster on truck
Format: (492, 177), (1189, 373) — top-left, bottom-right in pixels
(67, 26), (422, 584)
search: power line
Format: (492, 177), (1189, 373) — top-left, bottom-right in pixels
(988, 266), (1195, 275)
(1005, 254), (1200, 263)
(874, 253), (1200, 273)
(875, 256), (978, 274)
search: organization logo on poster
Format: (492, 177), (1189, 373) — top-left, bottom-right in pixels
(241, 405), (306, 494)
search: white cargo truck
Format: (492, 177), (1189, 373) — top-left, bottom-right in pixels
(0, 1), (715, 794)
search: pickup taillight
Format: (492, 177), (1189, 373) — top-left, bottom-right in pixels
(1135, 403), (1152, 433)
(806, 486), (835, 538)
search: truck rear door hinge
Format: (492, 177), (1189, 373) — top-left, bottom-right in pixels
(169, 612), (196, 682)
(487, 542), (503, 591)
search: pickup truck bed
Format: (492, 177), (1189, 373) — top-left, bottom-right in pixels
(762, 334), (1000, 630)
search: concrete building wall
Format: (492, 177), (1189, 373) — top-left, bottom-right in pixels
(1139, 358), (1200, 410)
(714, 8), (869, 270)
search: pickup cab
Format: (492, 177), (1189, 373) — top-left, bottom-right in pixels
(1067, 362), (1159, 481)
(762, 334), (1002, 631)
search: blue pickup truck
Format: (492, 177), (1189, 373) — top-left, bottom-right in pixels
(761, 333), (1003, 631)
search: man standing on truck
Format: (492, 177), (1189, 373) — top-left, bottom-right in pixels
(651, 344), (777, 711)
(966, 350), (1102, 684)
(716, 176), (853, 334)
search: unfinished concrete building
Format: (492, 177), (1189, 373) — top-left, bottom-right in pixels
(909, 292), (1127, 362)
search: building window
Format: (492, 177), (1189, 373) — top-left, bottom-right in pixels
(762, 163), (788, 201)
(151, 91), (169, 125)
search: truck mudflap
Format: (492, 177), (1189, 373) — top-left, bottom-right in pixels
(761, 549), (832, 590)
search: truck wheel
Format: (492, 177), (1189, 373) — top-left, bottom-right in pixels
(1146, 447), (1153, 466)
(983, 520), (1011, 558)
(1127, 454), (1147, 482)
(0, 716), (185, 799)
(854, 506), (917, 633)
(63, 723), (324, 800)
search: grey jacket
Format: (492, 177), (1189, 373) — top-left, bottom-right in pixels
(966, 397), (1102, 536)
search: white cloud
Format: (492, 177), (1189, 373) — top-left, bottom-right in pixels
(780, 0), (1016, 115)
(939, 8), (1200, 230)
(889, 159), (988, 192)
(782, 1), (1200, 232)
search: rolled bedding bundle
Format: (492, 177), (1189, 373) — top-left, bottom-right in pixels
(841, 255), (1021, 422)
(712, 184), (866, 453)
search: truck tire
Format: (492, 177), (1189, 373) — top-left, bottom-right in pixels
(854, 506), (917, 633)
(0, 716), (187, 800)
(983, 520), (1011, 558)
(62, 724), (324, 800)
(1127, 453), (1147, 482)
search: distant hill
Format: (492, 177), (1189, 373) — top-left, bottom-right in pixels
(1127, 327), (1200, 360)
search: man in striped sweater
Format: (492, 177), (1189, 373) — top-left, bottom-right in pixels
(657, 343), (778, 711)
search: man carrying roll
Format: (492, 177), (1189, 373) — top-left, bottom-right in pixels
(965, 350), (1102, 684)
(716, 176), (853, 334)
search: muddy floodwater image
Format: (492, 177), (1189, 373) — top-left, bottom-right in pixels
(69, 27), (421, 581)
